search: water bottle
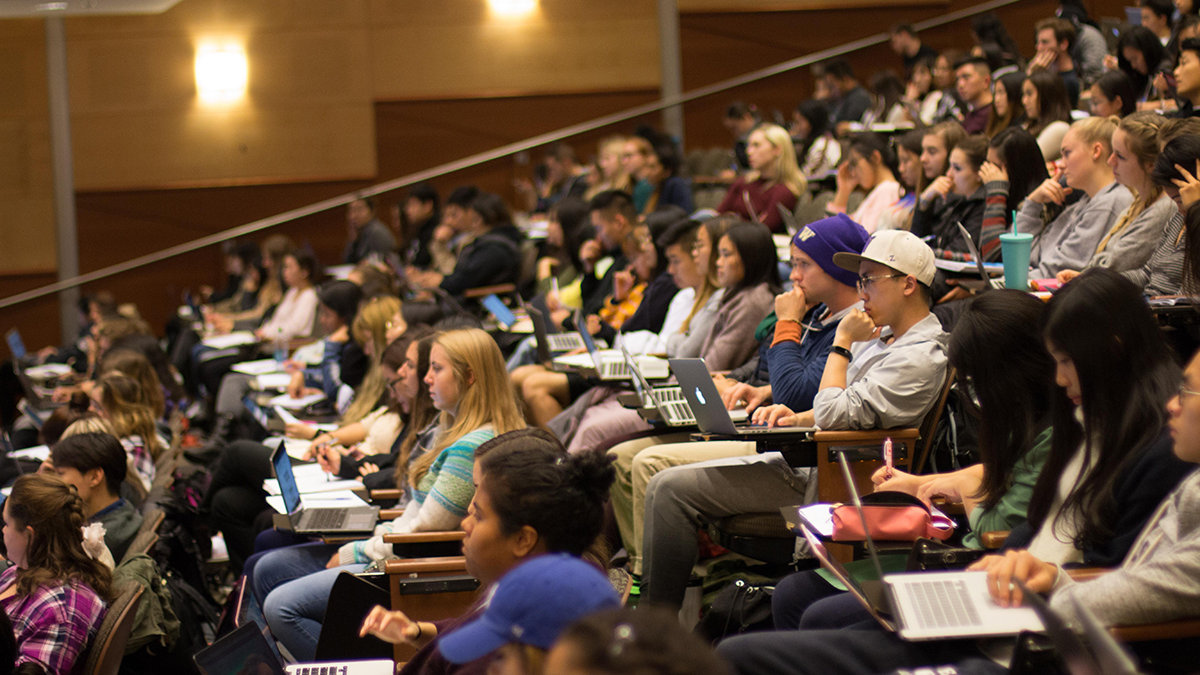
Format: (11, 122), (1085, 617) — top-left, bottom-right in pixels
(273, 328), (288, 365)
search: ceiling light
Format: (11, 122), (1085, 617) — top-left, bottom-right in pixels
(35, 2), (69, 11)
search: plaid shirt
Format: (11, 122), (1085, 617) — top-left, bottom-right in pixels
(0, 566), (107, 675)
(119, 435), (156, 491)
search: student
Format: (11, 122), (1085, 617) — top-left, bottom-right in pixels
(584, 135), (631, 201)
(698, 222), (781, 371)
(983, 72), (1026, 137)
(911, 134), (988, 262)
(343, 197), (395, 265)
(927, 51), (967, 123)
(254, 249), (320, 343)
(1021, 70), (1073, 162)
(355, 428), (616, 675)
(790, 100), (840, 177)
(1056, 112), (1176, 281)
(402, 183), (441, 270)
(201, 332), (422, 572)
(259, 328), (525, 661)
(1028, 17), (1081, 105)
(1089, 69), (1138, 117)
(605, 216), (869, 578)
(545, 607), (732, 675)
(2, 474), (113, 675)
(724, 102), (760, 171)
(48, 432), (144, 563)
(89, 372), (164, 491)
(1125, 133), (1200, 295)
(640, 231), (948, 610)
(430, 555), (619, 674)
(577, 191), (636, 318)
(416, 192), (526, 298)
(1116, 26), (1166, 103)
(1016, 117), (1134, 279)
(889, 23), (938, 76)
(862, 71), (909, 126)
(903, 57), (940, 127)
(417, 185), (479, 277)
(978, 127), (1052, 251)
(826, 133), (904, 233)
(640, 142), (693, 215)
(1173, 37), (1200, 117)
(715, 269), (1193, 675)
(821, 60), (873, 127)
(204, 234), (291, 333)
(872, 130), (921, 232)
(1142, 0), (1175, 45)
(96, 348), (166, 421)
(283, 279), (363, 403)
(954, 56), (994, 134)
(918, 121), (966, 196)
(769, 290), (1054, 631)
(716, 124), (806, 232)
(535, 197), (593, 299)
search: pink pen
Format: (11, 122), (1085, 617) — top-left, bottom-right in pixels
(883, 437), (893, 479)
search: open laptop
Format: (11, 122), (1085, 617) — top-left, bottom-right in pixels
(829, 450), (1045, 641)
(956, 222), (1002, 291)
(269, 444), (378, 535)
(5, 329), (28, 362)
(522, 297), (588, 353)
(481, 294), (519, 331)
(195, 621), (393, 675)
(621, 343), (696, 426)
(578, 323), (668, 381)
(669, 358), (800, 435)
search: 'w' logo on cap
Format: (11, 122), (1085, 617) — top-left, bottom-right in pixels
(798, 228), (816, 241)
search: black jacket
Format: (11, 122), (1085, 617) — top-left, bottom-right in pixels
(439, 225), (525, 297)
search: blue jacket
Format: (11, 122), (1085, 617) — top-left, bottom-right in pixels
(766, 306), (846, 412)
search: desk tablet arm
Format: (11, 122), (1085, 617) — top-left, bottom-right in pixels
(383, 531), (466, 559)
(370, 489), (402, 502)
(383, 556), (469, 576)
(980, 531), (1009, 549)
(464, 284), (516, 299)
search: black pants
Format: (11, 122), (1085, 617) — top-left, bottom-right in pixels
(202, 439), (273, 572)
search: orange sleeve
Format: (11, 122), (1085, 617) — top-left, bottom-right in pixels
(771, 320), (803, 347)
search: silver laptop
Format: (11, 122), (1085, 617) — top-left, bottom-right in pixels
(621, 343), (697, 426)
(833, 450), (1044, 641)
(579, 321), (634, 380)
(270, 445), (378, 535)
(524, 303), (587, 363)
(669, 358), (802, 435)
(956, 222), (1001, 291)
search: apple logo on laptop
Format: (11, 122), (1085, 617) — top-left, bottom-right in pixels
(694, 387), (706, 405)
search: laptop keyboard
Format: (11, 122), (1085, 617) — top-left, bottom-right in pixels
(292, 667), (348, 675)
(548, 334), (583, 351)
(602, 361), (630, 378)
(654, 387), (685, 404)
(903, 579), (981, 629)
(304, 508), (348, 531)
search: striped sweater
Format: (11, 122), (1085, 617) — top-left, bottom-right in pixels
(1123, 211), (1186, 296)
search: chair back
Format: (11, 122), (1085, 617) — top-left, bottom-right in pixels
(83, 583), (144, 675)
(913, 367), (956, 475)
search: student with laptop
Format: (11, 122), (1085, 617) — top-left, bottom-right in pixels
(352, 429), (615, 675)
(713, 269), (1193, 675)
(257, 328), (525, 661)
(769, 290), (1055, 632)
(602, 215), (871, 581)
(639, 230), (949, 610)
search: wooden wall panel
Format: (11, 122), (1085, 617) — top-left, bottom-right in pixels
(680, 0), (945, 9)
(368, 0), (660, 98)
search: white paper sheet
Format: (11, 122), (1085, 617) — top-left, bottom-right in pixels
(266, 489), (366, 514)
(10, 445), (50, 461)
(202, 331), (259, 349)
(231, 359), (284, 375)
(268, 392), (326, 409)
(254, 373), (293, 390)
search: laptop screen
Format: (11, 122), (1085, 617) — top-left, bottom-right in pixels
(5, 330), (25, 360)
(194, 622), (287, 675)
(575, 310), (603, 368)
(242, 396), (272, 431)
(482, 295), (516, 329)
(271, 447), (303, 516)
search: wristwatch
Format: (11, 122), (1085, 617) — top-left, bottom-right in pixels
(830, 345), (853, 362)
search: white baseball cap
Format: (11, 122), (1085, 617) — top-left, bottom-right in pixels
(832, 229), (936, 286)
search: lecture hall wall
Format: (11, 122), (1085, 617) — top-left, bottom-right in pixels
(0, 0), (1122, 347)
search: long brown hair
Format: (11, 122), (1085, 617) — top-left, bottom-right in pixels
(386, 331), (438, 489)
(7, 474), (114, 602)
(343, 295), (402, 425)
(94, 373), (163, 460)
(98, 349), (165, 420)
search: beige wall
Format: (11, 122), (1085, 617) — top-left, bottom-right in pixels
(0, 0), (662, 273)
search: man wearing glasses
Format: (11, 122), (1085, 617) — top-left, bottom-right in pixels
(752, 229), (948, 431)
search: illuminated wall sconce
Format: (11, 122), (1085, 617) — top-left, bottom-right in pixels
(195, 44), (248, 104)
(488, 0), (537, 17)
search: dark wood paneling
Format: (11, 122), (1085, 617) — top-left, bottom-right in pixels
(0, 273), (62, 352)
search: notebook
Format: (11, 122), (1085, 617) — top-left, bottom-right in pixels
(669, 358), (807, 436)
(832, 450), (1044, 641)
(270, 444), (378, 535)
(194, 621), (393, 675)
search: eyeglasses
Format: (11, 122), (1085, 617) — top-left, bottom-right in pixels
(386, 375), (404, 389)
(1179, 383), (1200, 401)
(856, 273), (905, 293)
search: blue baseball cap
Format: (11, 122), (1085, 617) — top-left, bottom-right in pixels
(437, 554), (620, 664)
(790, 213), (870, 289)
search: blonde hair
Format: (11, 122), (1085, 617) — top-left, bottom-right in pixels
(1097, 112), (1166, 254)
(342, 295), (402, 425)
(746, 124), (807, 196)
(1069, 115), (1119, 159)
(681, 215), (738, 334)
(410, 328), (525, 487)
(61, 417), (117, 439)
(98, 349), (164, 420)
(591, 135), (632, 196)
(93, 373), (163, 459)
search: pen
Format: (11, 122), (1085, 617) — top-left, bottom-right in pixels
(883, 437), (893, 479)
